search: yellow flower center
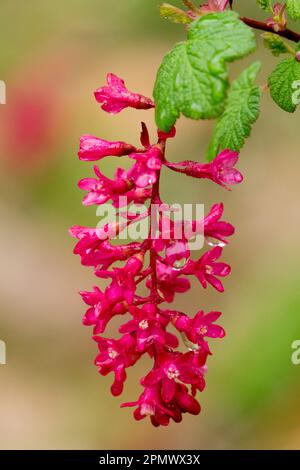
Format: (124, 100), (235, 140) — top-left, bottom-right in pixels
(108, 348), (118, 359)
(166, 365), (179, 380)
(139, 320), (149, 330)
(198, 325), (208, 335)
(205, 265), (213, 274)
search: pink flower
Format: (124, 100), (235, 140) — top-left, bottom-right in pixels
(69, 225), (141, 269)
(69, 226), (104, 264)
(80, 286), (126, 333)
(78, 134), (136, 161)
(119, 304), (178, 352)
(152, 216), (191, 266)
(162, 239), (190, 266)
(90, 241), (141, 269)
(143, 351), (206, 402)
(80, 277), (134, 334)
(94, 255), (144, 304)
(94, 334), (140, 396)
(128, 146), (163, 188)
(147, 261), (191, 303)
(203, 203), (235, 245)
(78, 166), (152, 207)
(122, 384), (175, 426)
(166, 150), (243, 190)
(172, 383), (201, 418)
(122, 382), (200, 426)
(78, 166), (132, 206)
(94, 73), (155, 114)
(206, 149), (244, 188)
(183, 246), (231, 292)
(175, 310), (225, 345)
(78, 145), (163, 203)
(200, 0), (229, 12)
(69, 226), (141, 268)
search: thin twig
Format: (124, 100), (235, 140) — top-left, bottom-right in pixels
(241, 17), (300, 43)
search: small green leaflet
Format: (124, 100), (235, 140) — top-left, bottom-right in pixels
(286, 0), (300, 20)
(262, 33), (290, 56)
(268, 57), (300, 112)
(159, 3), (192, 24)
(256, 0), (272, 11)
(153, 11), (256, 132)
(206, 62), (262, 161)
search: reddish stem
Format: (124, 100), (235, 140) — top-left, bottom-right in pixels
(149, 180), (160, 301)
(148, 141), (165, 303)
(241, 17), (300, 43)
(136, 268), (152, 285)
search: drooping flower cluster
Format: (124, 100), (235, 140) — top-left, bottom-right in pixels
(70, 73), (243, 426)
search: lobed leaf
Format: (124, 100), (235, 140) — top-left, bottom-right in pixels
(268, 57), (300, 112)
(153, 11), (256, 132)
(207, 62), (262, 161)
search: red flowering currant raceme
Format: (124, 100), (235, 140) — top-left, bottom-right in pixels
(69, 0), (300, 427)
(70, 71), (243, 426)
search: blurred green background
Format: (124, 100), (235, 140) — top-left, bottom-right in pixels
(0, 0), (300, 450)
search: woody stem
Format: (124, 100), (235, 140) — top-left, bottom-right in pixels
(241, 17), (300, 43)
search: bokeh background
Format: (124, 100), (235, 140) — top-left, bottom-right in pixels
(0, 0), (300, 450)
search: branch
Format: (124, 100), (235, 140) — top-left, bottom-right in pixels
(241, 17), (300, 43)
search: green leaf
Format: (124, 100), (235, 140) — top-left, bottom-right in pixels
(206, 62), (262, 161)
(159, 3), (192, 24)
(268, 57), (300, 112)
(262, 32), (290, 56)
(256, 0), (272, 11)
(153, 11), (256, 132)
(286, 0), (300, 20)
